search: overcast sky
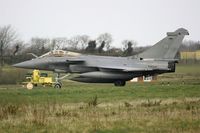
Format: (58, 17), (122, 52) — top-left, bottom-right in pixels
(0, 0), (199, 47)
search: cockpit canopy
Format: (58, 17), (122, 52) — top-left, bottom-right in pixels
(39, 50), (81, 58)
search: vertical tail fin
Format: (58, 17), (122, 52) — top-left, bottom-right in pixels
(136, 28), (189, 59)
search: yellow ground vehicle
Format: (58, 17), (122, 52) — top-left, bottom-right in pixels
(24, 69), (54, 89)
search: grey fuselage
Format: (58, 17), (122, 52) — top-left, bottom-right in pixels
(14, 55), (172, 83)
(13, 28), (189, 84)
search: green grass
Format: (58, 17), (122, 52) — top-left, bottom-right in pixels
(176, 63), (200, 74)
(0, 82), (199, 104)
(0, 64), (200, 133)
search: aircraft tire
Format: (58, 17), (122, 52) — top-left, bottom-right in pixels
(114, 80), (126, 87)
(54, 83), (62, 89)
(121, 81), (126, 86)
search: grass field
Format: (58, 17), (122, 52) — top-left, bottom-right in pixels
(0, 64), (200, 133)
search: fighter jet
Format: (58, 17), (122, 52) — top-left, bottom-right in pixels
(13, 28), (189, 88)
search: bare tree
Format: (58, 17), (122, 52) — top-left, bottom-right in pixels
(0, 25), (17, 66)
(30, 37), (49, 55)
(180, 40), (200, 52)
(122, 40), (137, 56)
(50, 39), (57, 50)
(79, 35), (90, 50)
(50, 37), (68, 50)
(85, 40), (96, 53)
(122, 40), (137, 51)
(12, 41), (24, 55)
(97, 41), (105, 53)
(67, 36), (80, 50)
(97, 33), (112, 51)
(67, 35), (90, 51)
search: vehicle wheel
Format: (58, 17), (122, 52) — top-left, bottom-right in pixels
(26, 82), (33, 90)
(54, 83), (62, 89)
(34, 84), (38, 87)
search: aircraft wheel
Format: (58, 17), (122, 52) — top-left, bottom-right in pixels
(114, 81), (120, 86)
(121, 81), (126, 86)
(54, 83), (62, 89)
(58, 81), (62, 86)
(114, 80), (126, 86)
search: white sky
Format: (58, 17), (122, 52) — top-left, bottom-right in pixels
(0, 0), (199, 47)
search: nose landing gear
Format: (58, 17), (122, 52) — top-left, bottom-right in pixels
(54, 82), (62, 89)
(54, 73), (70, 89)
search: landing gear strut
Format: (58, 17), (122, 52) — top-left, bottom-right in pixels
(114, 80), (126, 86)
(54, 73), (62, 89)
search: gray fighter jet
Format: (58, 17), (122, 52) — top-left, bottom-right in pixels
(13, 28), (189, 88)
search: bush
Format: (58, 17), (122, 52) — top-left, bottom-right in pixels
(0, 67), (27, 84)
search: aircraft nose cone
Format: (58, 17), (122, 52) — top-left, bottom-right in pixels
(13, 60), (34, 69)
(13, 63), (23, 68)
(12, 63), (20, 68)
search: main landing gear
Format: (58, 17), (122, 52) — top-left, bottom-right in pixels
(114, 80), (126, 86)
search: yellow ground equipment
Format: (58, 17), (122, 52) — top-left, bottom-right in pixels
(24, 69), (53, 89)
